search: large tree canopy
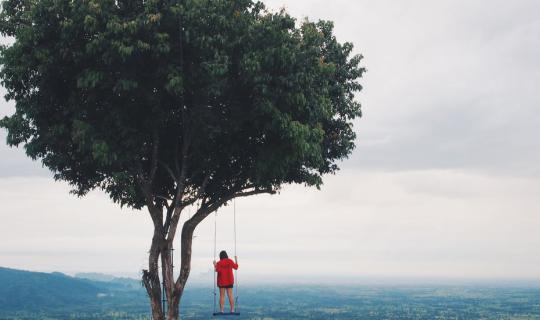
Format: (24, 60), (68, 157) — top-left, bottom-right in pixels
(0, 0), (364, 319)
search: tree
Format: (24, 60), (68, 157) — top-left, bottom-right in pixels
(0, 0), (364, 319)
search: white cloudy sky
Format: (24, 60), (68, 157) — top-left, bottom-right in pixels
(1, 0), (539, 284)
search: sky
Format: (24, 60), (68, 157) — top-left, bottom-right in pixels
(1, 0), (539, 284)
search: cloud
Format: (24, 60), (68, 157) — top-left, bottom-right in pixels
(2, 169), (539, 280)
(263, 0), (540, 176)
(1, 0), (539, 281)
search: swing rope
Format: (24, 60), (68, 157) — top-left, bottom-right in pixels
(233, 199), (239, 312)
(213, 211), (218, 314)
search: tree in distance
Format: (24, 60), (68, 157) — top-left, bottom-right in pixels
(0, 0), (364, 319)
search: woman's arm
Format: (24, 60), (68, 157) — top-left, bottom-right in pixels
(233, 256), (239, 270)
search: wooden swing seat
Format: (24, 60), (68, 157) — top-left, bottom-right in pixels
(212, 312), (241, 316)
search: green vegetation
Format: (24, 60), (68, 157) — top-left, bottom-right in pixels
(3, 286), (540, 319)
(2, 268), (540, 319)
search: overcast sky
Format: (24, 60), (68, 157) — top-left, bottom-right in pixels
(1, 0), (539, 284)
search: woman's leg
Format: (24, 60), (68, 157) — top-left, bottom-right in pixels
(226, 287), (235, 312)
(219, 287), (226, 312)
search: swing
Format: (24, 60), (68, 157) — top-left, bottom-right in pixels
(213, 312), (241, 316)
(212, 199), (241, 317)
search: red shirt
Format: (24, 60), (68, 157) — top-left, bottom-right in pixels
(215, 258), (238, 287)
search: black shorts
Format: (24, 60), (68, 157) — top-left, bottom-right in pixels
(219, 285), (234, 289)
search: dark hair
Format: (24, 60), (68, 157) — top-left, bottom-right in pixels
(219, 250), (228, 260)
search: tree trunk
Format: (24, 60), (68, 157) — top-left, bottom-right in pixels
(164, 219), (197, 319)
(143, 228), (166, 319)
(143, 211), (202, 320)
(141, 191), (252, 319)
(167, 293), (181, 319)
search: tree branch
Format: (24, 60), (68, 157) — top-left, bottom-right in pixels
(166, 172), (210, 242)
(174, 137), (181, 180)
(173, 187), (275, 291)
(159, 161), (178, 183)
(171, 127), (192, 205)
(136, 170), (164, 230)
(149, 130), (159, 183)
(202, 188), (275, 218)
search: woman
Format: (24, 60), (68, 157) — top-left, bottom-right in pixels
(213, 250), (239, 313)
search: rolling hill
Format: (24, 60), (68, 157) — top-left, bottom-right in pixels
(0, 267), (147, 314)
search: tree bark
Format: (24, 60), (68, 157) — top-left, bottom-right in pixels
(167, 293), (181, 319)
(143, 227), (165, 319)
(141, 199), (197, 320)
(142, 204), (210, 320)
(165, 213), (201, 319)
(161, 242), (174, 316)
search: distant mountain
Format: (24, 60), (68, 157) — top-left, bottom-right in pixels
(75, 272), (116, 282)
(0, 267), (103, 312)
(0, 267), (147, 313)
(75, 272), (142, 291)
